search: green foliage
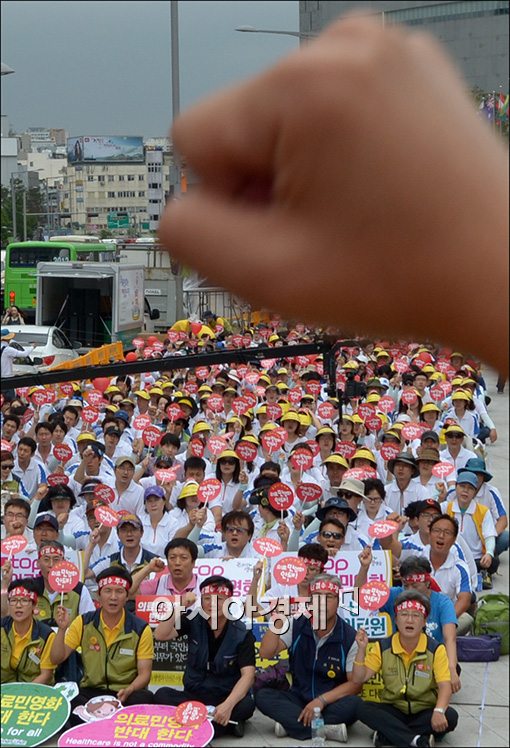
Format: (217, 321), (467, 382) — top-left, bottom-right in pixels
(1, 180), (45, 244)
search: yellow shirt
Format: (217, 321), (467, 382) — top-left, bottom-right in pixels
(170, 319), (190, 333)
(11, 622), (56, 671)
(364, 633), (451, 683)
(65, 611), (153, 659)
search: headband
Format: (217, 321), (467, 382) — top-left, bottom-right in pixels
(395, 599), (427, 617)
(98, 576), (130, 591)
(38, 545), (64, 558)
(201, 584), (233, 598)
(8, 586), (38, 604)
(302, 558), (325, 570)
(310, 580), (341, 595)
(403, 572), (442, 593)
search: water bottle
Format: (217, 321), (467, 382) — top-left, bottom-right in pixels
(311, 706), (325, 747)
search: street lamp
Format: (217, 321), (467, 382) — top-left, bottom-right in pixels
(235, 25), (316, 40)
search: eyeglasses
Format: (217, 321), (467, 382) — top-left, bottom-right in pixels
(420, 512), (439, 519)
(338, 491), (359, 500)
(8, 598), (31, 606)
(363, 496), (383, 504)
(225, 526), (249, 534)
(430, 527), (455, 537)
(4, 512), (28, 520)
(220, 458), (237, 465)
(1, 464), (14, 470)
(446, 434), (463, 439)
(320, 531), (344, 541)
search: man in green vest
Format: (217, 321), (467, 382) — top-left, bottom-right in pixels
(352, 589), (458, 747)
(51, 565), (154, 718)
(1, 578), (56, 684)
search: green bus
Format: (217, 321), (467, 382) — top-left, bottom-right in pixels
(4, 239), (117, 321)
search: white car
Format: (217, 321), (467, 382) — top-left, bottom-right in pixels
(4, 325), (81, 374)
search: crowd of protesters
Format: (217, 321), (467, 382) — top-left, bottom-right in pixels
(1, 318), (507, 745)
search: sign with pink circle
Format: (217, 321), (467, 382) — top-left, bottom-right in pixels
(58, 704), (214, 747)
(133, 414), (152, 430)
(273, 557), (307, 586)
(49, 561), (80, 593)
(53, 444), (73, 464)
(296, 483), (323, 503)
(401, 390), (418, 406)
(142, 425), (162, 448)
(253, 537), (283, 558)
(368, 519), (400, 539)
(288, 387), (303, 405)
(94, 505), (119, 528)
(357, 403), (376, 421)
(266, 403), (283, 421)
(235, 440), (258, 463)
(166, 403), (186, 422)
(175, 700), (208, 727)
(232, 397), (249, 416)
(197, 478), (222, 504)
(81, 406), (99, 424)
(189, 438), (205, 458)
(335, 441), (357, 460)
(94, 484), (115, 504)
(380, 444), (401, 461)
(206, 394), (224, 413)
(378, 395), (395, 414)
(155, 468), (179, 484)
(261, 431), (283, 454)
(207, 435), (228, 456)
(1, 534), (28, 558)
(290, 448), (313, 472)
(401, 423), (425, 441)
(359, 581), (391, 611)
(317, 401), (336, 420)
(47, 473), (70, 487)
(432, 461), (455, 479)
(268, 482), (294, 512)
(365, 415), (383, 432)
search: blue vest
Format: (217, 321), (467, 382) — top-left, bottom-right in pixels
(183, 617), (250, 695)
(289, 615), (357, 702)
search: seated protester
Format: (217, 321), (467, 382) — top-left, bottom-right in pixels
(112, 410), (135, 452)
(158, 432), (184, 468)
(440, 425), (477, 478)
(30, 484), (89, 550)
(355, 478), (393, 536)
(352, 590), (458, 747)
(248, 480), (292, 547)
(16, 539), (94, 627)
(1, 449), (29, 498)
(384, 452), (422, 517)
(279, 443), (323, 496)
(102, 426), (129, 467)
(110, 456), (144, 516)
(1, 497), (33, 543)
(131, 538), (200, 599)
(140, 485), (174, 557)
(320, 454), (349, 496)
(167, 480), (215, 540)
(449, 458), (508, 562)
(441, 471), (498, 588)
(412, 447), (442, 500)
(261, 542), (329, 601)
(67, 441), (114, 497)
(51, 566), (154, 719)
(12, 436), (48, 499)
(355, 551), (461, 692)
(382, 499), (478, 593)
(62, 404), (81, 442)
(196, 510), (255, 558)
(2, 414), (22, 448)
(256, 574), (360, 742)
(169, 456), (207, 507)
(82, 501), (121, 594)
(64, 432), (101, 472)
(154, 575), (255, 737)
(1, 578), (56, 684)
(208, 449), (246, 525)
(33, 421), (56, 469)
(92, 513), (157, 579)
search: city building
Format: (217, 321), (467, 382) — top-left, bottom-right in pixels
(300, 1), (509, 91)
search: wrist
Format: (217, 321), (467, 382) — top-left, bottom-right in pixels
(317, 694), (327, 708)
(433, 707), (445, 714)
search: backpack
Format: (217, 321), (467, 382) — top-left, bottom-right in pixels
(474, 593), (509, 655)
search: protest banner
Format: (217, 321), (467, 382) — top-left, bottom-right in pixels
(1, 682), (70, 747)
(0, 547), (85, 583)
(58, 705), (214, 747)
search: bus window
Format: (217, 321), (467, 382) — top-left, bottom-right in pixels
(9, 245), (71, 267)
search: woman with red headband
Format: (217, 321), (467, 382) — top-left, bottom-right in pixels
(1, 578), (56, 684)
(352, 589), (458, 747)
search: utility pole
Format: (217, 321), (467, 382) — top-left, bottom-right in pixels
(171, 0), (184, 320)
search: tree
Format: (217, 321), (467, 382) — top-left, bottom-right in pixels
(0, 179), (45, 244)
(99, 228), (113, 239)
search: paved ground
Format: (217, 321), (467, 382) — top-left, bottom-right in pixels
(211, 368), (509, 748)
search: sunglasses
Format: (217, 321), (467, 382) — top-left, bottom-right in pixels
(320, 530), (344, 541)
(220, 458), (237, 465)
(1, 464), (14, 470)
(446, 434), (463, 439)
(338, 491), (359, 500)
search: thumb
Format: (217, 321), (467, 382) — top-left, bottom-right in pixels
(159, 192), (313, 318)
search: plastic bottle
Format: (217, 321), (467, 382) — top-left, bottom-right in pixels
(311, 706), (326, 747)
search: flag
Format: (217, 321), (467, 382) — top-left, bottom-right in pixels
(496, 93), (509, 119)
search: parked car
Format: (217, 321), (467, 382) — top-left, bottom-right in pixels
(4, 325), (81, 374)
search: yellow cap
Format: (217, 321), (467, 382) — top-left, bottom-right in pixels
(258, 375), (271, 386)
(352, 448), (377, 465)
(281, 411), (301, 423)
(225, 416), (242, 426)
(451, 377), (464, 386)
(429, 372), (444, 382)
(340, 414), (354, 423)
(421, 403), (441, 413)
(192, 421), (212, 435)
(322, 454), (349, 469)
(104, 404), (119, 413)
(366, 393), (380, 403)
(391, 421), (404, 431)
(444, 424), (465, 435)
(299, 413), (312, 427)
(104, 385), (121, 394)
(342, 361), (359, 370)
(452, 389), (472, 401)
(179, 480), (200, 499)
(198, 385), (212, 394)
(352, 414), (364, 424)
(462, 378), (477, 387)
(376, 350), (389, 358)
(450, 352), (464, 359)
(260, 421), (278, 432)
(316, 426), (336, 438)
(149, 387), (164, 397)
(276, 382), (289, 391)
(134, 389), (150, 400)
(162, 381), (174, 390)
(239, 434), (260, 446)
(269, 334), (280, 343)
(77, 432), (97, 443)
(422, 365), (436, 374)
(218, 449), (239, 461)
(256, 404), (268, 415)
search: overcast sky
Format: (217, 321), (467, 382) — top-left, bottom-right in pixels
(1, 0), (298, 137)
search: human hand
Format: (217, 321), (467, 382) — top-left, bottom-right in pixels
(1, 560), (13, 589)
(355, 627), (369, 653)
(149, 557), (166, 573)
(35, 483), (49, 501)
(56, 512), (69, 529)
(431, 710), (449, 733)
(213, 701), (233, 727)
(298, 698), (324, 726)
(55, 605), (71, 631)
(489, 429), (498, 443)
(252, 559), (264, 582)
(292, 511), (304, 531)
(450, 669), (462, 694)
(116, 687), (133, 704)
(358, 546), (372, 568)
(479, 553), (493, 569)
(159, 16), (508, 371)
(277, 521), (290, 545)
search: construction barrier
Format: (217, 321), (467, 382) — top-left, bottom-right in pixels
(47, 342), (124, 371)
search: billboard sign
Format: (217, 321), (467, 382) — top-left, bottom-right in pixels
(67, 136), (144, 164)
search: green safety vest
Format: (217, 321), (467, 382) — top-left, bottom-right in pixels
(80, 609), (148, 692)
(1, 616), (54, 684)
(36, 583), (84, 626)
(378, 634), (441, 714)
